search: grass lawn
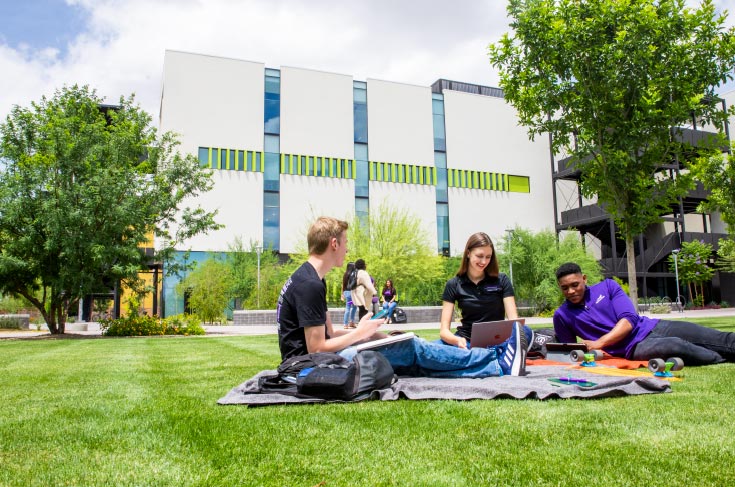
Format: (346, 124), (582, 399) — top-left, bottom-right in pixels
(1, 319), (735, 486)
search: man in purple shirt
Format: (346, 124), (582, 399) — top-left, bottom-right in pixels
(553, 262), (735, 365)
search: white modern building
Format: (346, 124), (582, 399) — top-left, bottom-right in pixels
(158, 50), (555, 315)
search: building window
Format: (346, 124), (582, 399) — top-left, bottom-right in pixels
(354, 81), (368, 143)
(264, 69), (281, 135)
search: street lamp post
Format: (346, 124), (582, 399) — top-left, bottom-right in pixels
(256, 245), (263, 309)
(672, 249), (682, 313)
(505, 229), (514, 286)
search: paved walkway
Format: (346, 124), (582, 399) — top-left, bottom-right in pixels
(2, 307), (735, 339)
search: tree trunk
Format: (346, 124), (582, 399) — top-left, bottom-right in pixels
(43, 304), (66, 334)
(626, 237), (639, 313)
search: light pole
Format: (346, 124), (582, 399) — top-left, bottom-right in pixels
(672, 249), (682, 312)
(256, 245), (263, 309)
(505, 229), (514, 286)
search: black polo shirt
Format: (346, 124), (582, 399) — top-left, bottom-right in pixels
(441, 273), (514, 340)
(277, 262), (329, 360)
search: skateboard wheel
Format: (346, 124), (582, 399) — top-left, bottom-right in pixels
(667, 357), (684, 371)
(648, 358), (666, 373)
(592, 350), (604, 361)
(570, 349), (586, 362)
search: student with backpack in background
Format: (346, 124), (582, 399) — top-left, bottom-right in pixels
(351, 259), (376, 320)
(341, 262), (358, 329)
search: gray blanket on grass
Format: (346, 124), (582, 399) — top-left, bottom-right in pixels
(217, 365), (671, 406)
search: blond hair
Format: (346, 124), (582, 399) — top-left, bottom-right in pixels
(308, 216), (349, 255)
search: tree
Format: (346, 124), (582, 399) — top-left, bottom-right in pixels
(227, 237), (296, 310)
(693, 150), (735, 232)
(176, 258), (233, 323)
(715, 237), (735, 273)
(668, 239), (715, 306)
(489, 0), (735, 308)
(0, 85), (219, 333)
(498, 227), (602, 312)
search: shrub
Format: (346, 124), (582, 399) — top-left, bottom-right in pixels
(649, 304), (671, 314)
(0, 316), (23, 329)
(101, 314), (205, 337)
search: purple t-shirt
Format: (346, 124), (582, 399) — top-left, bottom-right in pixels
(552, 279), (658, 359)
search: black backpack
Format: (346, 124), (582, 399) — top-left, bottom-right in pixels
(392, 307), (407, 324)
(346, 269), (358, 290)
(529, 327), (557, 359)
(259, 351), (395, 401)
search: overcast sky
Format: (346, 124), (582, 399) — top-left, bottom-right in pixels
(1, 0), (733, 126)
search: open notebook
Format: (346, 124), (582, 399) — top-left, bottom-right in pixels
(355, 332), (415, 352)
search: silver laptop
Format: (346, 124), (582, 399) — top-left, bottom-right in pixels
(470, 319), (525, 349)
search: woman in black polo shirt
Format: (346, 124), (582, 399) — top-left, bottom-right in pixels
(439, 232), (519, 349)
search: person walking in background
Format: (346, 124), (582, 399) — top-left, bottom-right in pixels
(341, 262), (358, 329)
(439, 232), (531, 349)
(351, 259), (377, 320)
(381, 279), (398, 324)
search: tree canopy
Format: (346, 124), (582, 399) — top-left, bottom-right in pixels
(498, 227), (602, 312)
(489, 0), (735, 306)
(0, 85), (219, 333)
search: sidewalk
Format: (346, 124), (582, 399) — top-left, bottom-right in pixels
(2, 307), (735, 339)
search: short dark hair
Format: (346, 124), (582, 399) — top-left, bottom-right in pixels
(355, 258), (366, 270)
(556, 262), (582, 280)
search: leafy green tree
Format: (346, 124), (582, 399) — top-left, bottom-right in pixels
(177, 257), (233, 323)
(227, 237), (297, 310)
(0, 85), (219, 333)
(693, 150), (735, 232)
(715, 237), (735, 273)
(668, 239), (714, 306)
(339, 203), (449, 306)
(489, 0), (735, 308)
(498, 228), (602, 312)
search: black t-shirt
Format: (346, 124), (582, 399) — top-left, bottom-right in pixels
(441, 273), (514, 340)
(277, 262), (329, 360)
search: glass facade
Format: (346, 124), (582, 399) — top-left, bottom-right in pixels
(354, 81), (368, 143)
(263, 69), (281, 250)
(432, 93), (450, 254)
(354, 81), (370, 226)
(264, 68), (281, 135)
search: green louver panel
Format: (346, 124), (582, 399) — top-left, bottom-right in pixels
(198, 147), (530, 192)
(508, 175), (530, 193)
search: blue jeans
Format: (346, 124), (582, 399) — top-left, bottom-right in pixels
(382, 301), (398, 320)
(343, 291), (357, 325)
(631, 320), (735, 365)
(339, 337), (502, 378)
(434, 336), (500, 360)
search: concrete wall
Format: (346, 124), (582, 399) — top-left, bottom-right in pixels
(280, 66), (354, 159)
(443, 90), (554, 254)
(366, 79), (435, 166)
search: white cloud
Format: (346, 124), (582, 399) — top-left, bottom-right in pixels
(0, 0), (509, 123)
(0, 0), (733, 125)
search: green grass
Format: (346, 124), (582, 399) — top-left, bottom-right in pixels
(1, 321), (735, 486)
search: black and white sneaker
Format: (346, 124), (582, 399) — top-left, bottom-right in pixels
(523, 325), (535, 353)
(499, 322), (528, 376)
